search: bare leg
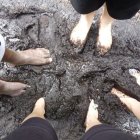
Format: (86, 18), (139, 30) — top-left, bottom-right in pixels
(70, 12), (94, 47)
(97, 4), (113, 55)
(85, 100), (101, 132)
(23, 98), (45, 123)
(0, 48), (52, 96)
(2, 48), (52, 66)
(111, 88), (140, 120)
(0, 79), (30, 96)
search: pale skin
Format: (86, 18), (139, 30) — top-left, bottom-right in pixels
(23, 97), (45, 123)
(97, 5), (113, 55)
(70, 4), (113, 55)
(70, 12), (94, 47)
(85, 90), (140, 132)
(85, 100), (101, 132)
(22, 93), (140, 132)
(0, 48), (52, 96)
(111, 88), (140, 120)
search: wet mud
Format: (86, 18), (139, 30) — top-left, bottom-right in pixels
(0, 0), (140, 139)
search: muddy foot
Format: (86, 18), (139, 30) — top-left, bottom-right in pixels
(85, 99), (100, 131)
(23, 98), (45, 122)
(70, 14), (94, 47)
(96, 25), (112, 55)
(0, 80), (30, 97)
(96, 35), (112, 55)
(70, 23), (88, 47)
(14, 48), (52, 66)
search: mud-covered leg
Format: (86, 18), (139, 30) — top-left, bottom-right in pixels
(97, 4), (113, 55)
(23, 98), (45, 123)
(70, 12), (94, 47)
(0, 79), (30, 96)
(85, 100), (101, 132)
(3, 48), (52, 66)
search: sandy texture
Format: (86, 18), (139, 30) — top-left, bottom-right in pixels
(0, 0), (140, 139)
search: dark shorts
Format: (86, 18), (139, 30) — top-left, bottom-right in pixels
(5, 118), (137, 140)
(70, 0), (140, 19)
(82, 124), (137, 140)
(5, 117), (58, 140)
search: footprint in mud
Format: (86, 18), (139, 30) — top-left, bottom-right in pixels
(129, 69), (140, 86)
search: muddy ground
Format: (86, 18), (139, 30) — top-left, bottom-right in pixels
(0, 0), (140, 139)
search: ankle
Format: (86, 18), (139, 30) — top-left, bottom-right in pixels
(3, 49), (21, 65)
(86, 120), (101, 131)
(86, 116), (101, 128)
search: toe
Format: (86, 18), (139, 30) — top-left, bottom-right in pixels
(70, 37), (85, 47)
(99, 47), (109, 55)
(44, 52), (50, 58)
(70, 29), (86, 47)
(35, 48), (50, 57)
(34, 98), (45, 111)
(31, 57), (52, 65)
(96, 41), (111, 55)
(129, 69), (139, 77)
(111, 88), (124, 97)
(73, 40), (82, 47)
(42, 48), (50, 54)
(16, 83), (31, 91)
(44, 57), (52, 64)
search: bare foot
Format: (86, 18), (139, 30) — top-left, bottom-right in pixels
(15, 48), (52, 66)
(3, 48), (52, 66)
(23, 98), (45, 123)
(111, 88), (140, 120)
(129, 69), (140, 86)
(70, 13), (94, 47)
(96, 24), (112, 55)
(111, 88), (134, 111)
(96, 5), (113, 55)
(0, 80), (30, 97)
(85, 99), (101, 131)
(97, 32), (112, 55)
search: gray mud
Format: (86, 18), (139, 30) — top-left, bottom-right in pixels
(0, 0), (140, 140)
